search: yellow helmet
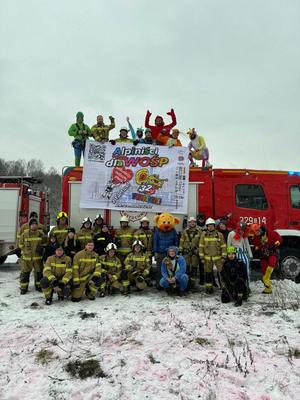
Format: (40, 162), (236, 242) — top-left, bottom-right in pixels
(57, 211), (68, 220)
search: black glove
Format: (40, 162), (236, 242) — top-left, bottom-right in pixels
(51, 279), (59, 288)
(131, 268), (138, 276)
(109, 139), (116, 145)
(133, 140), (139, 146)
(91, 275), (102, 285)
(58, 281), (65, 291)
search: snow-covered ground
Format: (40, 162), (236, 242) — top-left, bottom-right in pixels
(1, 263), (300, 400)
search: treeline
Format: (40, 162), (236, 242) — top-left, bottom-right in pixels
(0, 158), (61, 224)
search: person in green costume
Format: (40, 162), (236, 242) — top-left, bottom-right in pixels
(68, 111), (91, 167)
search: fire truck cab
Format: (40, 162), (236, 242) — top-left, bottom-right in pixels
(0, 176), (49, 264)
(62, 167), (300, 281)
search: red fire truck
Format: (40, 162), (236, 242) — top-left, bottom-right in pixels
(0, 176), (49, 264)
(61, 166), (300, 280)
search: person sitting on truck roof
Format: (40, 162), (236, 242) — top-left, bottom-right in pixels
(68, 111), (91, 167)
(139, 128), (155, 144)
(41, 245), (73, 305)
(77, 217), (94, 250)
(19, 218), (47, 294)
(91, 115), (115, 142)
(49, 212), (69, 246)
(252, 225), (282, 294)
(110, 127), (138, 145)
(221, 246), (248, 307)
(188, 128), (211, 169)
(126, 116), (144, 142)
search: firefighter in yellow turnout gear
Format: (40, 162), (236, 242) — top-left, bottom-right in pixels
(179, 216), (201, 290)
(16, 211), (48, 249)
(97, 243), (122, 296)
(41, 246), (73, 305)
(77, 217), (94, 250)
(199, 218), (227, 293)
(49, 211), (69, 246)
(115, 216), (134, 264)
(19, 218), (47, 294)
(133, 217), (154, 259)
(124, 240), (151, 293)
(71, 241), (101, 302)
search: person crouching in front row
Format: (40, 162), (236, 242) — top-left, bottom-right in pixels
(159, 246), (189, 296)
(41, 245), (73, 305)
(221, 246), (248, 307)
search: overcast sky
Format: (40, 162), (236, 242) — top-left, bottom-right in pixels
(0, 0), (299, 172)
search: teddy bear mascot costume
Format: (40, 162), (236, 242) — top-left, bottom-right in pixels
(153, 213), (180, 289)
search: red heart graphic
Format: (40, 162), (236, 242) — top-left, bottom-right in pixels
(112, 167), (134, 184)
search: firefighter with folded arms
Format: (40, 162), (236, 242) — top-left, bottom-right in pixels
(49, 211), (69, 246)
(199, 218), (227, 294)
(179, 216), (201, 291)
(17, 211), (48, 248)
(71, 241), (102, 302)
(133, 217), (154, 260)
(221, 246), (249, 307)
(77, 217), (94, 250)
(19, 218), (47, 294)
(98, 243), (122, 296)
(115, 216), (134, 265)
(41, 245), (73, 305)
(124, 240), (151, 293)
(252, 224), (282, 294)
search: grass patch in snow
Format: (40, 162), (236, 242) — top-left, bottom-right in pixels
(35, 349), (57, 365)
(65, 359), (106, 379)
(78, 311), (96, 320)
(195, 337), (210, 346)
(147, 353), (160, 364)
(289, 347), (300, 359)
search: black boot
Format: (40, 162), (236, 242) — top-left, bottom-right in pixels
(20, 289), (28, 295)
(45, 298), (52, 305)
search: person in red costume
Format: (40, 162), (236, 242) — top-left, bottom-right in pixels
(145, 108), (177, 140)
(252, 224), (282, 294)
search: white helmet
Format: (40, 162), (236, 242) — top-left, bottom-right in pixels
(140, 217), (150, 223)
(120, 216), (129, 223)
(105, 243), (117, 252)
(132, 240), (144, 249)
(188, 216), (197, 223)
(95, 214), (103, 221)
(120, 126), (129, 132)
(205, 218), (216, 226)
(82, 217), (92, 224)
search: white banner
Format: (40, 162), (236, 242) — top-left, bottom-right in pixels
(80, 141), (190, 214)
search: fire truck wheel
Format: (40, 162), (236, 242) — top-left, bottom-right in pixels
(279, 248), (300, 282)
(0, 256), (7, 265)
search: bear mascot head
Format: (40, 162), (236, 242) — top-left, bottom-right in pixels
(153, 212), (180, 232)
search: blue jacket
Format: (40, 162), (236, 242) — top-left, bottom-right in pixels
(153, 228), (178, 254)
(161, 255), (186, 280)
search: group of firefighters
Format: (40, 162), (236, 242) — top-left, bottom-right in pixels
(17, 210), (282, 307)
(68, 110), (211, 168)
